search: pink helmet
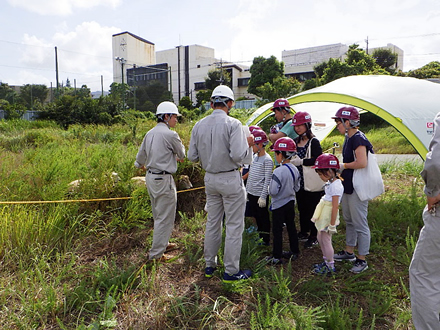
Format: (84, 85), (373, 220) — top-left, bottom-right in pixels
(249, 125), (262, 133)
(331, 106), (360, 121)
(292, 111), (312, 126)
(312, 153), (340, 169)
(252, 129), (268, 144)
(272, 137), (297, 152)
(272, 98), (291, 112)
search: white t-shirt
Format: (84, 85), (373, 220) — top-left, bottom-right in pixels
(322, 179), (344, 203)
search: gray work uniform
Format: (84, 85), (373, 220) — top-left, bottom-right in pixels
(188, 109), (252, 275)
(135, 122), (185, 260)
(409, 112), (440, 329)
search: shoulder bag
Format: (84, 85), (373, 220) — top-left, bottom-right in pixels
(302, 138), (324, 192)
(353, 150), (384, 201)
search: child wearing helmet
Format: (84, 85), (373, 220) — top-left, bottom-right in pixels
(310, 154), (344, 275)
(268, 99), (298, 167)
(242, 125), (262, 187)
(267, 137), (301, 265)
(245, 129), (273, 245)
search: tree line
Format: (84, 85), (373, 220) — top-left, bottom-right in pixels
(1, 44), (439, 128)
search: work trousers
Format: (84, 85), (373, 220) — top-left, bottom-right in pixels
(341, 190), (370, 256)
(296, 188), (323, 238)
(146, 173), (177, 260)
(409, 206), (440, 330)
(204, 170), (246, 275)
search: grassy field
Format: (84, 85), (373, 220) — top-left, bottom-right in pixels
(0, 115), (424, 329)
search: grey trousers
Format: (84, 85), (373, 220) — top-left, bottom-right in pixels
(409, 206), (440, 330)
(146, 173), (177, 260)
(204, 170), (246, 275)
(341, 190), (370, 256)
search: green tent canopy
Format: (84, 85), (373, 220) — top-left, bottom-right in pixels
(246, 75), (440, 160)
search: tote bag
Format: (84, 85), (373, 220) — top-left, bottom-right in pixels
(303, 138), (324, 192)
(353, 150), (384, 201)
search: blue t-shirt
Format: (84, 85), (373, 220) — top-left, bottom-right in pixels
(341, 130), (373, 194)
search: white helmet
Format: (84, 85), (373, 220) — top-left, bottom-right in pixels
(156, 101), (181, 116)
(211, 85), (235, 102)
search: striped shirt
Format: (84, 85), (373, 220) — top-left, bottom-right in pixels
(246, 153), (274, 199)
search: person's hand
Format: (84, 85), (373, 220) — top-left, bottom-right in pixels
(258, 197), (266, 208)
(427, 194), (440, 212)
(328, 225), (337, 235)
(270, 123), (282, 134)
(247, 135), (255, 147)
(290, 156), (303, 166)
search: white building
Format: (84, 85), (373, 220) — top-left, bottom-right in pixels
(156, 44), (252, 102)
(283, 43), (349, 80)
(112, 32), (155, 84)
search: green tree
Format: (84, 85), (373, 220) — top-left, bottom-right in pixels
(205, 69), (231, 90)
(372, 48), (398, 74)
(179, 96), (194, 109)
(255, 76), (301, 106)
(320, 44), (388, 84)
(248, 55), (284, 96)
(405, 61), (440, 79)
(195, 90), (212, 109)
(0, 83), (18, 104)
(19, 84), (48, 109)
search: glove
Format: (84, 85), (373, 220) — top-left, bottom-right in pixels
(328, 225), (337, 235)
(270, 125), (279, 134)
(290, 156), (303, 166)
(258, 197), (267, 208)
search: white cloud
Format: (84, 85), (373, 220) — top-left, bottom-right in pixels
(8, 0), (121, 16)
(18, 21), (120, 90)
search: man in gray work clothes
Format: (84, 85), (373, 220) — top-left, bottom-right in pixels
(409, 111), (440, 329)
(135, 101), (185, 261)
(188, 85), (254, 282)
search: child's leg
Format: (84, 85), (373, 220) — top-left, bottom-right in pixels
(317, 230), (327, 262)
(255, 196), (271, 245)
(285, 201), (300, 254)
(319, 231), (334, 262)
(271, 206), (284, 259)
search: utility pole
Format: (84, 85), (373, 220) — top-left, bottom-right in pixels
(365, 36), (369, 54)
(115, 57), (127, 109)
(55, 47), (59, 98)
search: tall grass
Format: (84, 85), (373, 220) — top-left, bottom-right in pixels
(0, 118), (422, 328)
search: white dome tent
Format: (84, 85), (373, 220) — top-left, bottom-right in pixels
(247, 75), (440, 160)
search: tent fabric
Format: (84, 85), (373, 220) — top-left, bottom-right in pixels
(246, 75), (440, 160)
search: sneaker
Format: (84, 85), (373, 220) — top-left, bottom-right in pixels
(205, 267), (217, 278)
(313, 261), (327, 269)
(334, 250), (356, 262)
(304, 238), (318, 249)
(282, 251), (299, 261)
(222, 269), (252, 283)
(350, 259), (368, 274)
(264, 256), (283, 265)
(313, 263), (336, 276)
(297, 232), (309, 241)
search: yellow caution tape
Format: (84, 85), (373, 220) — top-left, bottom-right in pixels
(0, 186), (206, 205)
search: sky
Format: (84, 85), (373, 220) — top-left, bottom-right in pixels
(1, 0), (440, 92)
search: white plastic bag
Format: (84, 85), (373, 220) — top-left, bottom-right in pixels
(353, 151), (384, 201)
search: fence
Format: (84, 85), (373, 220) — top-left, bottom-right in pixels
(0, 110), (41, 121)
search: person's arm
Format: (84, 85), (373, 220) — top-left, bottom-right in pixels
(269, 131), (286, 143)
(187, 125), (199, 162)
(341, 145), (367, 170)
(422, 113), (440, 207)
(134, 135), (148, 169)
(170, 132), (185, 161)
(268, 173), (281, 197)
(260, 158), (274, 200)
(331, 195), (339, 226)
